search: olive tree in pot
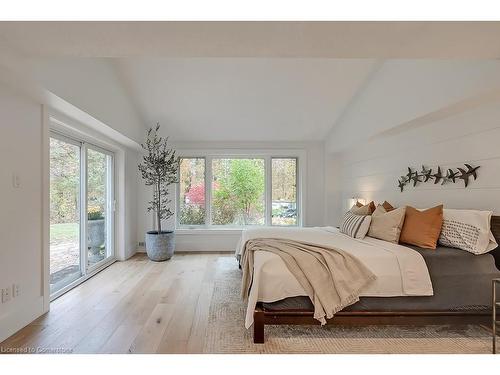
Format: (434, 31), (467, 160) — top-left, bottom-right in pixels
(139, 123), (180, 261)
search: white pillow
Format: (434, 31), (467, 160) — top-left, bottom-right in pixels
(438, 209), (498, 254)
(339, 211), (372, 239)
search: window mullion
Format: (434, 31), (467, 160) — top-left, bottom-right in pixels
(265, 156), (272, 226)
(205, 156), (212, 227)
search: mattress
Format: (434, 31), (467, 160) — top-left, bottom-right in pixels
(262, 245), (500, 313)
(240, 227), (434, 328)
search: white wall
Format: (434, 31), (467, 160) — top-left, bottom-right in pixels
(30, 58), (145, 144)
(0, 84), (45, 342)
(325, 60), (500, 225)
(326, 60), (500, 153)
(137, 141), (325, 252)
(0, 77), (142, 342)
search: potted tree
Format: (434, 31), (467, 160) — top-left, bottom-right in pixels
(138, 123), (180, 261)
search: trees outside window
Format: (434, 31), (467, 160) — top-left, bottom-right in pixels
(178, 156), (298, 227)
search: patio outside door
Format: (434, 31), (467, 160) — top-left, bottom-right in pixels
(49, 132), (115, 298)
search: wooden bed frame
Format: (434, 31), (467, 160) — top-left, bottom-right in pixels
(252, 215), (500, 343)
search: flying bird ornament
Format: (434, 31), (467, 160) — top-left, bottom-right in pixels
(397, 164), (479, 192)
(432, 166), (443, 184)
(420, 165), (433, 182)
(457, 164), (480, 187)
(446, 169), (459, 183)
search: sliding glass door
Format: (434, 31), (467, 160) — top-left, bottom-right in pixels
(49, 132), (115, 298)
(49, 136), (82, 294)
(86, 146), (114, 269)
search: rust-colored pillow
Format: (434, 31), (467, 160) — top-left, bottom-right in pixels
(399, 205), (444, 249)
(351, 201), (376, 215)
(381, 201), (395, 212)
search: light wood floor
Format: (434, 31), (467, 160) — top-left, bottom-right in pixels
(1, 253), (232, 354)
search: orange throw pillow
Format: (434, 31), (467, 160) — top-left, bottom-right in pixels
(352, 201), (376, 214)
(399, 205), (444, 249)
(381, 201), (395, 212)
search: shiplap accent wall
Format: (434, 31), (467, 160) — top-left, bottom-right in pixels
(327, 99), (500, 225)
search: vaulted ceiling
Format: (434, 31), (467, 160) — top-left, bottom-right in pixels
(1, 22), (500, 144)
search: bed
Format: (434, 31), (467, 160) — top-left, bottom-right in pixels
(237, 216), (500, 343)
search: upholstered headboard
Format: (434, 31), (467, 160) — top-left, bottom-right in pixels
(490, 216), (500, 270)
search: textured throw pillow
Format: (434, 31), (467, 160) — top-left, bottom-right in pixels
(340, 211), (372, 239)
(381, 201), (395, 212)
(350, 201), (376, 215)
(399, 205), (444, 249)
(438, 209), (498, 254)
(368, 205), (406, 243)
(350, 204), (371, 215)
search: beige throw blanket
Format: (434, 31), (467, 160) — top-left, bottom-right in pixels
(241, 238), (377, 325)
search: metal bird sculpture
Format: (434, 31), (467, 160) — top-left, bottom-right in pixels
(432, 166), (443, 184)
(405, 167), (414, 181)
(410, 172), (422, 187)
(420, 165), (433, 182)
(457, 164), (481, 187)
(446, 169), (460, 183)
(398, 164), (479, 191)
(464, 164), (480, 180)
(398, 179), (406, 192)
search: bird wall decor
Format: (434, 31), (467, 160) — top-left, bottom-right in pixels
(397, 164), (480, 192)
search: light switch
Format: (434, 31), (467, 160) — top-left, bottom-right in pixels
(12, 173), (20, 188)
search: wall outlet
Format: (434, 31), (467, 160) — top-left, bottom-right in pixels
(1, 287), (11, 303)
(138, 242), (145, 247)
(12, 283), (19, 298)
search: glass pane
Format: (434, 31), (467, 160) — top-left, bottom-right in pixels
(212, 159), (265, 225)
(179, 158), (206, 225)
(272, 158), (297, 226)
(87, 148), (112, 267)
(50, 137), (81, 294)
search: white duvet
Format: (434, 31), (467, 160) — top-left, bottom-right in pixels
(236, 227), (433, 328)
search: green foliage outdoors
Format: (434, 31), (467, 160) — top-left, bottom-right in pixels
(50, 138), (107, 225)
(50, 223), (78, 245)
(212, 159), (265, 225)
(179, 205), (205, 225)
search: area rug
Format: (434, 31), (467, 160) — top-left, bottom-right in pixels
(203, 257), (493, 354)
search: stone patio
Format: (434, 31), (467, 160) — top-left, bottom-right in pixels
(50, 240), (106, 287)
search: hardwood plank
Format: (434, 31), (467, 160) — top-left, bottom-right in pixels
(0, 254), (226, 354)
(99, 324), (143, 354)
(186, 282), (215, 353)
(128, 303), (175, 354)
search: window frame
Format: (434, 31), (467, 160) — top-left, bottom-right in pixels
(176, 149), (305, 229)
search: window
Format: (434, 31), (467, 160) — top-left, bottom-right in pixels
(179, 158), (206, 225)
(212, 158), (265, 225)
(271, 158), (297, 225)
(177, 155), (300, 228)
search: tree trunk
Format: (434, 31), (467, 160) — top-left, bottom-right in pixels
(157, 179), (162, 233)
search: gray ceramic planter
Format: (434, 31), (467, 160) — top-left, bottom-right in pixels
(145, 231), (175, 261)
(88, 219), (105, 255)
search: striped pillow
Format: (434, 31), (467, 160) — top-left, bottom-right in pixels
(340, 211), (372, 239)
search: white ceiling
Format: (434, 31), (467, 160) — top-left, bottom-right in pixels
(114, 58), (376, 141)
(2, 22), (500, 143)
(1, 22), (500, 58)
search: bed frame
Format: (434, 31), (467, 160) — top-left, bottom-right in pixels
(252, 215), (500, 343)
